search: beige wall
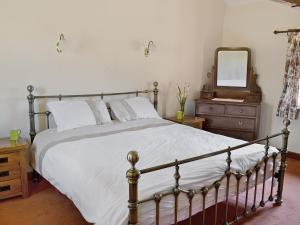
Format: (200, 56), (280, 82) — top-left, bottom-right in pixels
(222, 1), (300, 152)
(0, 0), (225, 138)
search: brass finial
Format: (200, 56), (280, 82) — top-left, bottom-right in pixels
(127, 151), (139, 168)
(27, 85), (34, 93)
(283, 117), (291, 129)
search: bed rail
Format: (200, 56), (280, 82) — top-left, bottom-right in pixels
(27, 82), (159, 143)
(127, 118), (290, 225)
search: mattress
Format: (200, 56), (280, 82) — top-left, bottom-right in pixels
(31, 118), (278, 225)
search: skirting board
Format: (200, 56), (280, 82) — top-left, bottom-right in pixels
(287, 151), (300, 160)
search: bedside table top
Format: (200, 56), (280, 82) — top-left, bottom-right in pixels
(0, 138), (28, 152)
(165, 115), (205, 124)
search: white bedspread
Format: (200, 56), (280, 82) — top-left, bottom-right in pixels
(31, 119), (278, 225)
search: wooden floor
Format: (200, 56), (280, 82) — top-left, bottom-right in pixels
(0, 158), (299, 225)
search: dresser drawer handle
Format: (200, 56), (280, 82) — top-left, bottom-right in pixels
(0, 185), (10, 192)
(0, 171), (9, 177)
(239, 109), (244, 113)
(209, 106), (213, 111)
(238, 121), (243, 126)
(0, 157), (8, 164)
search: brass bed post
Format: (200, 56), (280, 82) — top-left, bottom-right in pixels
(153, 81), (158, 111)
(275, 118), (290, 205)
(27, 85), (36, 143)
(127, 151), (141, 225)
(27, 85), (40, 182)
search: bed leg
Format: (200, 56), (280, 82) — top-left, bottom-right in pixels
(275, 118), (290, 206)
(32, 170), (40, 182)
(127, 151), (140, 225)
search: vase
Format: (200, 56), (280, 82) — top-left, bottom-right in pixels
(176, 110), (184, 121)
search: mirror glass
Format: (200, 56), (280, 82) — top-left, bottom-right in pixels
(217, 50), (248, 88)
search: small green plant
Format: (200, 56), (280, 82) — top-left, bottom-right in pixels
(177, 84), (189, 113)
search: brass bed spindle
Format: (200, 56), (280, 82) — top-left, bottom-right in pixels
(260, 137), (270, 207)
(234, 172), (242, 221)
(224, 149), (232, 224)
(275, 118), (290, 205)
(153, 81), (158, 110)
(243, 170), (252, 216)
(251, 165), (260, 212)
(173, 160), (181, 225)
(154, 194), (162, 225)
(201, 187), (209, 225)
(269, 152), (278, 202)
(187, 190), (195, 225)
(214, 182), (221, 225)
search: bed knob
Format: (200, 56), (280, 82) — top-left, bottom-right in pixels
(127, 151), (139, 168)
(283, 118), (291, 129)
(27, 85), (34, 93)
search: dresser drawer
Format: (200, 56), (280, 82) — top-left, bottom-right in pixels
(205, 116), (256, 131)
(196, 103), (225, 115)
(0, 165), (20, 182)
(207, 129), (255, 141)
(0, 178), (21, 199)
(226, 105), (257, 117)
(0, 153), (19, 168)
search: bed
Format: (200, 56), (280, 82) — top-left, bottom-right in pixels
(26, 82), (290, 225)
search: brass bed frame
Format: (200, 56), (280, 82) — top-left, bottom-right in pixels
(27, 82), (290, 225)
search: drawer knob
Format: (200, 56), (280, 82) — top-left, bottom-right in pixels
(0, 157), (8, 164)
(0, 171), (9, 177)
(239, 109), (244, 113)
(238, 121), (243, 126)
(209, 106), (213, 111)
(0, 185), (10, 192)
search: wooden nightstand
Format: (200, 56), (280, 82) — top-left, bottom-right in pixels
(0, 138), (28, 200)
(165, 115), (205, 129)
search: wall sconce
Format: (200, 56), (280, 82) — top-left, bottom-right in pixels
(56, 33), (65, 53)
(144, 40), (154, 57)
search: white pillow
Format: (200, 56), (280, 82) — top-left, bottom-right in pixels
(109, 100), (137, 122)
(47, 101), (96, 132)
(125, 97), (160, 119)
(87, 100), (112, 124)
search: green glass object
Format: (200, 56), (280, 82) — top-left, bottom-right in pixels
(10, 129), (21, 141)
(176, 111), (184, 121)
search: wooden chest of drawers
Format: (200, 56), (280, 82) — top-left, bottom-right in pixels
(195, 99), (261, 141)
(0, 138), (28, 200)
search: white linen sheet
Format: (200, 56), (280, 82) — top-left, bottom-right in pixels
(31, 119), (278, 225)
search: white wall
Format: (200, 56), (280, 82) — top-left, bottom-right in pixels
(222, 1), (300, 152)
(0, 0), (225, 138)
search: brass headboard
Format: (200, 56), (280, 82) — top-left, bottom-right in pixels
(27, 82), (159, 143)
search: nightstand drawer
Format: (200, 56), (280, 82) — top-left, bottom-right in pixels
(0, 152), (20, 167)
(0, 165), (20, 182)
(0, 179), (21, 199)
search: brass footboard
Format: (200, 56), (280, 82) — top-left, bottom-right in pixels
(127, 118), (290, 225)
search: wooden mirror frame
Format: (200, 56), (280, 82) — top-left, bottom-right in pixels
(200, 47), (262, 103)
(215, 47), (250, 89)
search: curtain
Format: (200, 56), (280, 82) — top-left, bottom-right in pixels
(276, 32), (300, 120)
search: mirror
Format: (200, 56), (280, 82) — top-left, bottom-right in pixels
(216, 48), (249, 88)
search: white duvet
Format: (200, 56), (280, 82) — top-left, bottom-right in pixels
(31, 119), (278, 225)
